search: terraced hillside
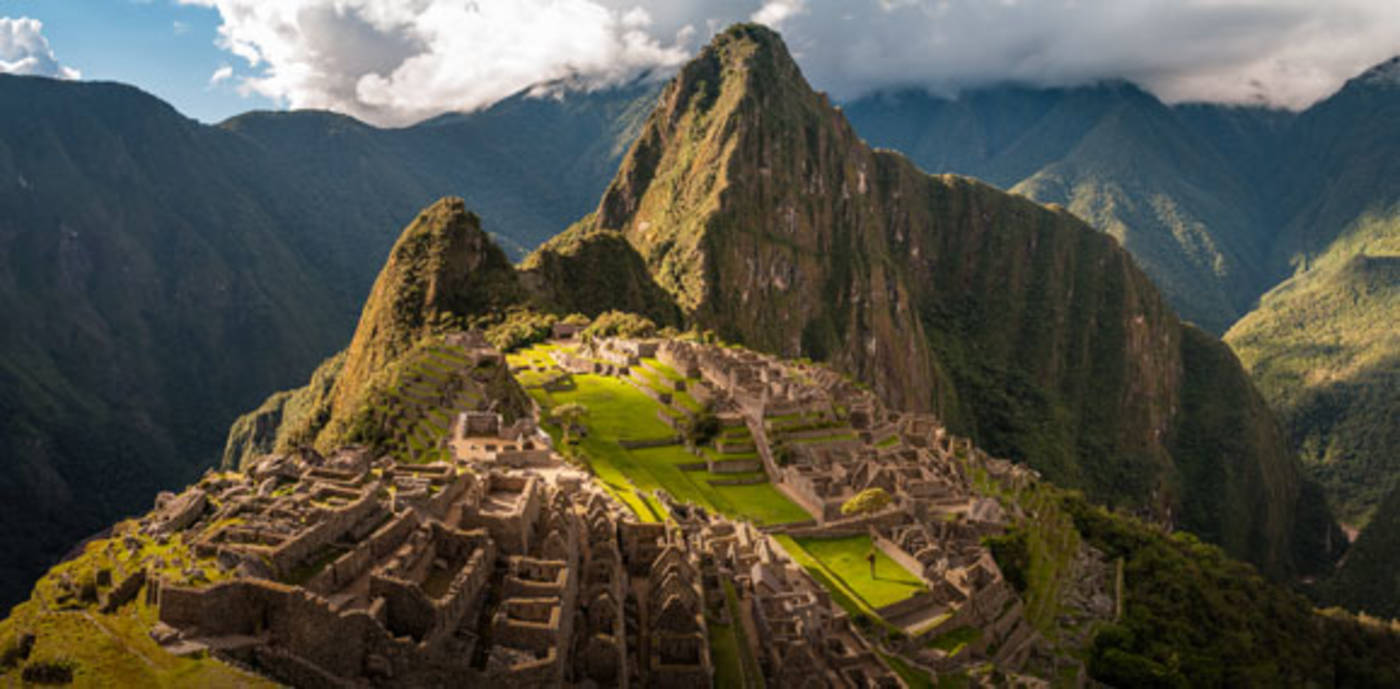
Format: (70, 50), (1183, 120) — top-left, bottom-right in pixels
(507, 341), (812, 527)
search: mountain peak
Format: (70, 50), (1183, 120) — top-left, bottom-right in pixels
(1346, 55), (1400, 91)
(708, 22), (795, 66)
(593, 22), (834, 311)
(323, 197), (521, 442)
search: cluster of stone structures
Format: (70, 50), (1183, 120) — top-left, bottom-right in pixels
(644, 339), (1059, 678)
(139, 354), (909, 686)
(123, 332), (1087, 687)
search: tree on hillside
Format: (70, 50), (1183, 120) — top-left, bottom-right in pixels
(683, 404), (722, 446)
(553, 403), (589, 453)
(841, 487), (893, 517)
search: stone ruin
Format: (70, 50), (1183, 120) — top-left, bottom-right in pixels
(124, 335), (1087, 687)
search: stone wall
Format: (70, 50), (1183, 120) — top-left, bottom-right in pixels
(617, 437), (681, 450)
(306, 511), (418, 596)
(269, 486), (383, 576)
(98, 568), (146, 614)
(873, 532), (936, 587)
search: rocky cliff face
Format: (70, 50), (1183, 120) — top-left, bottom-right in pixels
(577, 23), (1329, 576)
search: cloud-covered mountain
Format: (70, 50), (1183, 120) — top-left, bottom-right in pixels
(187, 0), (1400, 126)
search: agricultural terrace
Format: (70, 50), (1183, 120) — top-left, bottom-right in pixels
(506, 343), (810, 527)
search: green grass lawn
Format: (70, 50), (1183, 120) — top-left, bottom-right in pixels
(516, 346), (810, 526)
(709, 621), (745, 687)
(642, 357), (684, 381)
(777, 535), (925, 612)
(543, 373), (676, 440)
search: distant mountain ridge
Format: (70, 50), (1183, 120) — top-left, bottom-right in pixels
(844, 62), (1400, 562)
(844, 57), (1400, 336)
(0, 73), (661, 610)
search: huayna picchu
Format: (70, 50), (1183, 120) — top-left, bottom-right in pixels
(4, 21), (1399, 689)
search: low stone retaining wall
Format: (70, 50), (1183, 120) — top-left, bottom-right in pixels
(99, 568), (146, 613)
(778, 509), (908, 539)
(707, 458), (761, 474)
(877, 591), (942, 620)
(707, 475), (767, 487)
(617, 437), (681, 450)
(873, 532), (934, 586)
(656, 409), (685, 431)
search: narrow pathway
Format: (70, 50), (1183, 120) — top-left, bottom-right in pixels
(79, 610), (159, 670)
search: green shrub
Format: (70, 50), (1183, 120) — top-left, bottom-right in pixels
(582, 310), (657, 339)
(841, 487), (893, 516)
(21, 657), (77, 685)
(983, 528), (1029, 592)
(486, 310), (558, 352)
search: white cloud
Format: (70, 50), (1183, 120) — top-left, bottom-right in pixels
(173, 20), (190, 35)
(208, 64), (233, 86)
(0, 17), (80, 80)
(179, 0), (695, 126)
(752, 0), (806, 28)
(184, 0), (1400, 125)
(771, 0), (1400, 109)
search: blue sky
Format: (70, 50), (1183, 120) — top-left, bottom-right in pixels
(2, 1), (1397, 127)
(1, 0), (273, 122)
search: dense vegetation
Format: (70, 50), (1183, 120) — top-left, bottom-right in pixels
(1064, 492), (1400, 688)
(987, 478), (1400, 688)
(1226, 209), (1400, 527)
(1318, 482), (1400, 619)
(518, 225), (681, 325)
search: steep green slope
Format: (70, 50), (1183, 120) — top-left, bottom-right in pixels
(0, 76), (346, 612)
(1320, 481), (1400, 619)
(517, 224), (682, 325)
(846, 84), (1281, 333)
(323, 198), (524, 439)
(1272, 58), (1400, 273)
(226, 198), (528, 459)
(576, 24), (1330, 577)
(0, 74), (659, 610)
(1225, 210), (1400, 526)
